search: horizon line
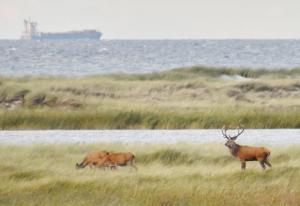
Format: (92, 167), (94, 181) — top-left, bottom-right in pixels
(1, 37), (300, 41)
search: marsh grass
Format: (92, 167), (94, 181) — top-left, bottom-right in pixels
(0, 143), (299, 206)
(0, 107), (299, 129)
(0, 66), (299, 129)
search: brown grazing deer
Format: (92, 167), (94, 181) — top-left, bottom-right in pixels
(94, 152), (138, 170)
(92, 157), (117, 170)
(222, 126), (272, 170)
(76, 150), (109, 169)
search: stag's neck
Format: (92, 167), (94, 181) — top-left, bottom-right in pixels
(228, 143), (240, 157)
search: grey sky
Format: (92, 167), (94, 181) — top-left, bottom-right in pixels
(1, 0), (300, 39)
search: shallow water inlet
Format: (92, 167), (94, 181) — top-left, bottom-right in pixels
(0, 129), (299, 145)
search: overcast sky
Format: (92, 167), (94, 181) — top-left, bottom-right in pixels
(1, 0), (300, 39)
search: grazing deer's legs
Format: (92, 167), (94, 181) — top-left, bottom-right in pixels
(109, 164), (117, 170)
(259, 161), (266, 170)
(264, 159), (272, 168)
(241, 161), (246, 170)
(89, 164), (93, 169)
(90, 165), (96, 174)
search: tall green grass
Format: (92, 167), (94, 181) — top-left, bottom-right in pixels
(0, 107), (299, 129)
(0, 143), (299, 206)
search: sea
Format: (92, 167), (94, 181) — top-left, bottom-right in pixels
(1, 39), (300, 76)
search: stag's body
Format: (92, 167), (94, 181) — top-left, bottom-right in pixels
(222, 126), (272, 170)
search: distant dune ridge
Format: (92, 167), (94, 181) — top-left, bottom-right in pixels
(0, 66), (299, 129)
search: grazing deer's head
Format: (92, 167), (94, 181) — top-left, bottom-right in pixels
(222, 125), (244, 155)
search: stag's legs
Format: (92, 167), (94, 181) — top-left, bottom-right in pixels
(259, 161), (266, 170)
(241, 161), (246, 170)
(264, 159), (272, 168)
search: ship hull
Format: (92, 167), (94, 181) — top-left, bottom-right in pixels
(21, 19), (102, 40)
(31, 31), (102, 40)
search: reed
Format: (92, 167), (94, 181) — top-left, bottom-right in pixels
(0, 107), (299, 129)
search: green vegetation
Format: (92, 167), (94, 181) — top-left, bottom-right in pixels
(0, 66), (299, 129)
(0, 143), (299, 206)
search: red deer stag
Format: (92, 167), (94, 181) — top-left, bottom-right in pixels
(94, 152), (137, 170)
(76, 150), (109, 169)
(222, 126), (272, 170)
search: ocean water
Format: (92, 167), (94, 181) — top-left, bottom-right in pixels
(0, 129), (299, 145)
(1, 39), (300, 76)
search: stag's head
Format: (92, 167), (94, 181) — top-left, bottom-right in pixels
(222, 125), (245, 149)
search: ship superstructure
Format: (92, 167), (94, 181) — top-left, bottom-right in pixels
(21, 19), (102, 40)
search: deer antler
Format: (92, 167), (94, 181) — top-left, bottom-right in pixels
(230, 125), (245, 140)
(221, 125), (230, 139)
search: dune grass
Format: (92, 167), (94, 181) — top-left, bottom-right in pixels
(0, 107), (299, 129)
(0, 66), (299, 129)
(0, 143), (299, 206)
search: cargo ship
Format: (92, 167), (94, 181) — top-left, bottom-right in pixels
(21, 19), (102, 40)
